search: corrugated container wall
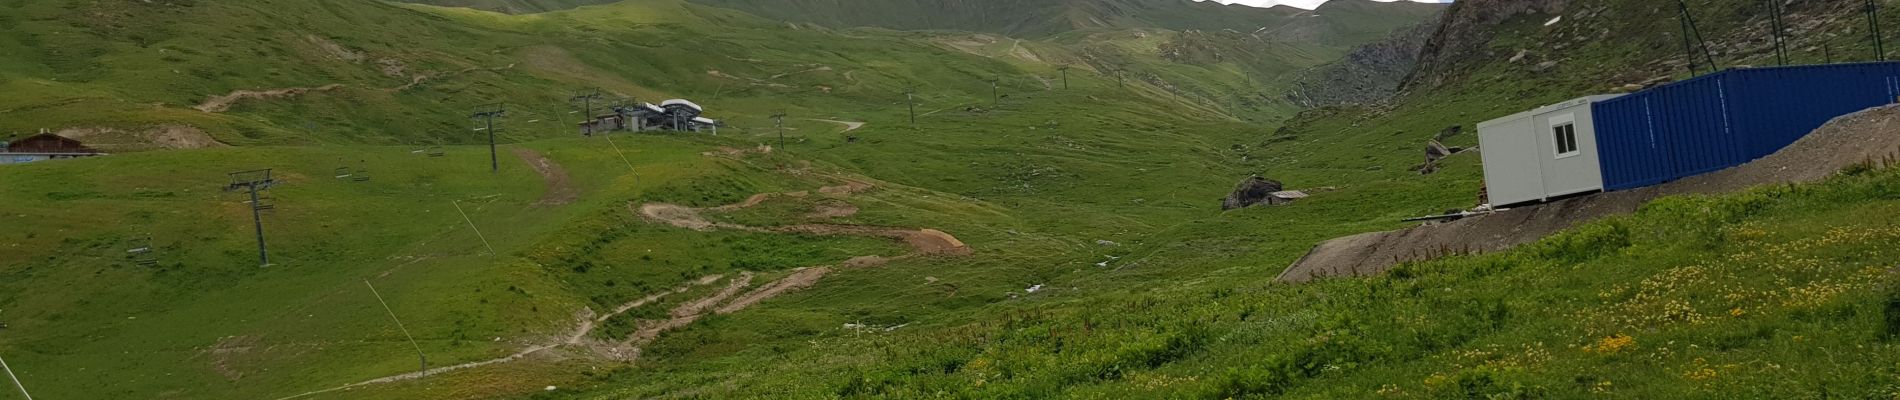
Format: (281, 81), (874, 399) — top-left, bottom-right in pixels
(1592, 62), (1900, 190)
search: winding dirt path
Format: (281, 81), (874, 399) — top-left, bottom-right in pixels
(808, 119), (866, 133)
(511, 148), (578, 206)
(618, 273), (757, 351)
(716, 267), (831, 314)
(637, 180), (969, 256)
(194, 63), (517, 113)
(275, 274), (729, 400)
(278, 179), (969, 399)
(194, 84), (345, 113)
(605, 179), (971, 361)
(770, 65), (833, 79)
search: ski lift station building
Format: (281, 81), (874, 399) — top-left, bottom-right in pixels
(1478, 61), (1900, 207)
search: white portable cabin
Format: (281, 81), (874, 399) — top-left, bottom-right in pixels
(1477, 94), (1621, 206)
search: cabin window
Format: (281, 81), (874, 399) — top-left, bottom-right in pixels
(1553, 123), (1579, 157)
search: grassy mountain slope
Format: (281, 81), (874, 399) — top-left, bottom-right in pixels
(3, 0), (1897, 399)
(0, 0), (1036, 144)
(0, 0), (1378, 145)
(0, 0), (1435, 398)
(645, 0), (1296, 38)
(579, 164), (1900, 399)
(570, 0), (1900, 397)
(683, 0), (1443, 40)
(396, 0), (622, 14)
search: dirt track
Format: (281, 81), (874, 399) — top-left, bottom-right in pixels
(621, 273), (757, 349)
(275, 274), (732, 400)
(594, 179), (969, 361)
(195, 84), (345, 113)
(809, 119), (866, 133)
(637, 181), (970, 256)
(716, 267), (831, 314)
(56, 125), (227, 150)
(510, 148), (579, 206)
(1278, 105), (1900, 283)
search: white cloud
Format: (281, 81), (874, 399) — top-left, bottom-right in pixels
(1198, 0), (1453, 10)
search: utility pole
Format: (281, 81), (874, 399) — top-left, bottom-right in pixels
(1680, 15), (1698, 75)
(471, 104), (506, 173)
(771, 111), (786, 149)
(1767, 0), (1788, 65)
(570, 90), (603, 136)
(226, 169), (276, 267)
(905, 87), (917, 129)
(1677, 0), (1718, 75)
(1057, 65), (1071, 90)
(1870, 0), (1888, 61)
(1825, 41), (1835, 63)
(1114, 69), (1125, 88)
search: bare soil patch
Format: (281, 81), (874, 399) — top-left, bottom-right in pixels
(808, 119), (866, 133)
(843, 255), (889, 268)
(806, 200), (860, 219)
(716, 267), (831, 314)
(277, 275), (729, 399)
(819, 180), (875, 196)
(511, 148), (578, 206)
(56, 125), (226, 151)
(701, 145), (774, 159)
(195, 84), (344, 113)
(204, 335), (258, 381)
(624, 273), (755, 348)
(634, 176), (973, 256)
(305, 35), (365, 63)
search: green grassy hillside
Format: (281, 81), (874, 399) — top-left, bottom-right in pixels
(2, 0), (1897, 399)
(682, 0), (1443, 40)
(573, 163), (1900, 399)
(397, 0), (622, 14)
(0, 1), (1421, 398)
(0, 0), (1396, 145)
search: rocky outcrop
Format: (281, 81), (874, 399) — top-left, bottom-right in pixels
(1220, 175), (1286, 210)
(1284, 13), (1444, 107)
(1159, 30), (1246, 65)
(1403, 0), (1570, 91)
(1400, 0), (1870, 94)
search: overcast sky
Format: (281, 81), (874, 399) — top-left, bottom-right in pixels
(1198, 0), (1452, 10)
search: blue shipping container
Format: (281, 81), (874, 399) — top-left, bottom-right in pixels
(1592, 61), (1900, 191)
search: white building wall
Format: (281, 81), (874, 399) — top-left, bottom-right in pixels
(1477, 111), (1546, 206)
(1529, 97), (1612, 199)
(1478, 95), (1620, 206)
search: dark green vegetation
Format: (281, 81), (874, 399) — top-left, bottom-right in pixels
(596, 159), (1900, 399)
(1, 0), (1897, 399)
